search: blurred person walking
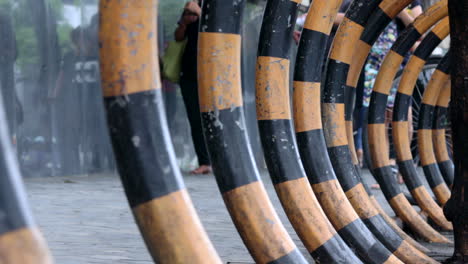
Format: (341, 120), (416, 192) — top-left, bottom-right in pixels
(174, 1), (212, 174)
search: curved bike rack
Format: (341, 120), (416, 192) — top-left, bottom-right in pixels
(292, 0), (432, 263)
(0, 99), (52, 263)
(2, 0), (463, 262)
(321, 0), (439, 262)
(99, 2), (222, 263)
(346, 0), (448, 172)
(365, 1), (451, 243)
(345, 1), (446, 175)
(343, 0), (432, 168)
(389, 17), (453, 230)
(417, 53), (452, 206)
(255, 0), (362, 262)
(197, 0), (308, 263)
(433, 81), (454, 187)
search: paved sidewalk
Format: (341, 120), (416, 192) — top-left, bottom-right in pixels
(25, 169), (453, 263)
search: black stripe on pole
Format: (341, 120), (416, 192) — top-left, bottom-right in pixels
(345, 0), (384, 27)
(296, 129), (338, 184)
(363, 215), (403, 253)
(397, 160), (424, 191)
(199, 1), (243, 34)
(258, 120), (304, 185)
(105, 91), (185, 207)
(0, 168), (30, 235)
(266, 249), (310, 264)
(393, 93), (412, 122)
(419, 104), (436, 130)
(360, 7), (392, 46)
(438, 160), (454, 184)
(327, 145), (360, 192)
(422, 164), (446, 187)
(345, 85), (355, 121)
(257, 0), (298, 59)
(372, 166), (402, 200)
(338, 220), (392, 264)
(437, 52), (451, 74)
(311, 235), (364, 263)
(413, 32), (443, 59)
(294, 29), (328, 83)
(323, 60), (348, 104)
(434, 106), (448, 129)
(368, 91), (388, 124)
(201, 107), (259, 193)
(390, 26), (422, 57)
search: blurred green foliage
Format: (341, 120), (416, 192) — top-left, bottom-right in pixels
(0, 0), (75, 71)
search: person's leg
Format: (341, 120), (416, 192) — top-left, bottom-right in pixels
(179, 78), (211, 173)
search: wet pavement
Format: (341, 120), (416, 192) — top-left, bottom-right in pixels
(25, 168), (453, 263)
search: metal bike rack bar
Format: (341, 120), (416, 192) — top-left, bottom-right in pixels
(255, 0), (362, 262)
(390, 18), (452, 230)
(293, 0), (416, 263)
(417, 53), (452, 205)
(365, 1), (451, 243)
(197, 0), (308, 263)
(433, 81), (454, 187)
(0, 96), (53, 263)
(323, 0), (438, 262)
(99, 2), (222, 263)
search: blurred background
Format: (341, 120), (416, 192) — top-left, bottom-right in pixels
(0, 0), (272, 178)
(0, 0), (447, 178)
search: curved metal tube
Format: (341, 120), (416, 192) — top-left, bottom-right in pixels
(433, 81), (454, 187)
(293, 0), (410, 263)
(388, 18), (453, 230)
(365, 1), (451, 243)
(417, 53), (452, 205)
(369, 196), (430, 253)
(0, 93), (53, 263)
(99, 2), (222, 263)
(256, 0), (362, 262)
(197, 1), (308, 263)
(343, 1), (450, 250)
(323, 0), (439, 262)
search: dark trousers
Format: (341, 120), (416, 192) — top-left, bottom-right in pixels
(179, 78), (210, 165)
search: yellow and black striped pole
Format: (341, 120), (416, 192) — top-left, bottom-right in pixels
(365, 1), (451, 243)
(256, 0), (362, 262)
(322, 0), (437, 262)
(293, 0), (423, 263)
(433, 81), (453, 187)
(390, 18), (452, 231)
(417, 53), (452, 206)
(348, 0), (447, 209)
(344, 3), (449, 230)
(99, 1), (222, 263)
(198, 1), (308, 263)
(356, 2), (448, 241)
(0, 106), (53, 263)
(0, 31), (53, 263)
(343, 0), (430, 170)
